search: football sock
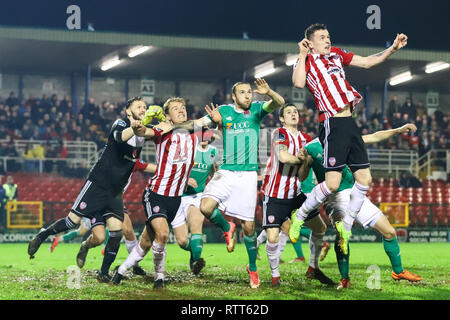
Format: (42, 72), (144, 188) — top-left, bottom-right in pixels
(179, 237), (191, 251)
(265, 241), (280, 277)
(292, 238), (304, 258)
(334, 235), (350, 279)
(152, 241), (167, 277)
(277, 231), (289, 258)
(39, 216), (79, 240)
(383, 237), (403, 274)
(300, 227), (312, 239)
(190, 234), (203, 261)
(118, 243), (147, 275)
(125, 239), (138, 254)
(309, 232), (324, 269)
(62, 230), (80, 242)
(244, 233), (258, 272)
(297, 182), (331, 220)
(100, 230), (122, 275)
(345, 182), (370, 231)
(210, 209), (230, 233)
(256, 230), (267, 248)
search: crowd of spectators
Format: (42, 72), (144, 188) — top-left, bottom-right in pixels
(0, 90), (448, 176)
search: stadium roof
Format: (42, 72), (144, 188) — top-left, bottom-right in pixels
(0, 26), (449, 93)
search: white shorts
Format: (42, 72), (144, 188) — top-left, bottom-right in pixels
(171, 193), (202, 229)
(334, 189), (383, 229)
(202, 169), (257, 221)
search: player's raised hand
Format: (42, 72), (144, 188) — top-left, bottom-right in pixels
(399, 123), (417, 133)
(131, 120), (147, 137)
(253, 78), (271, 95)
(298, 38), (310, 55)
(393, 33), (408, 51)
(205, 103), (222, 124)
(154, 121), (173, 134)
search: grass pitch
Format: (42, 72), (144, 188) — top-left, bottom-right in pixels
(0, 242), (448, 300)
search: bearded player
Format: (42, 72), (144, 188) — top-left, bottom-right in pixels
(28, 97), (169, 282)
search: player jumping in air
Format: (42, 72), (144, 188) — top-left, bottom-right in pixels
(291, 23), (408, 253)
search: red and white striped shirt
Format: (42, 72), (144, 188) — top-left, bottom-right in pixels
(262, 127), (312, 199)
(148, 132), (199, 197)
(303, 47), (362, 122)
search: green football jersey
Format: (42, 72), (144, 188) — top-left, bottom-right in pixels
(218, 101), (269, 171)
(300, 169), (316, 194)
(184, 145), (217, 196)
(304, 138), (355, 191)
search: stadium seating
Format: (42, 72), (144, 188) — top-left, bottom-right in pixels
(8, 174), (450, 228)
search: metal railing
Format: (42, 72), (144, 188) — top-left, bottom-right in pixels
(411, 149), (450, 178)
(0, 139), (98, 172)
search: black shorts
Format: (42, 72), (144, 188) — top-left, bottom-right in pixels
(262, 193), (319, 229)
(89, 206), (129, 228)
(319, 116), (370, 173)
(71, 180), (125, 225)
(142, 188), (182, 227)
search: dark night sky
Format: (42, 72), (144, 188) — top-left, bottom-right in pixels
(1, 0), (449, 51)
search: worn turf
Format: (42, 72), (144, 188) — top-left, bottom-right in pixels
(0, 242), (448, 300)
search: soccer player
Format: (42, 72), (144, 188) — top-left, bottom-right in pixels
(291, 123), (422, 289)
(261, 104), (333, 286)
(27, 97), (169, 282)
(74, 159), (157, 278)
(111, 97), (201, 289)
(201, 79), (285, 288)
(291, 23), (408, 253)
(172, 131), (218, 275)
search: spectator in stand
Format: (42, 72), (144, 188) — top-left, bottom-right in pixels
(40, 94), (52, 113)
(401, 97), (417, 120)
(419, 131), (430, 156)
(21, 123), (34, 140)
(0, 124), (8, 139)
(59, 95), (71, 114)
(388, 95), (401, 122)
(212, 89), (225, 106)
(391, 112), (404, 129)
(55, 139), (68, 175)
(22, 142), (36, 172)
(32, 142), (45, 173)
(5, 92), (19, 108)
(415, 100), (426, 118)
(3, 140), (19, 172)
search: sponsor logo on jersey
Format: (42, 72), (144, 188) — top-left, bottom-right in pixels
(275, 133), (286, 143)
(329, 157), (336, 166)
(226, 121), (250, 130)
(226, 116), (232, 121)
(116, 120), (127, 127)
(80, 202), (87, 210)
(268, 215), (275, 223)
